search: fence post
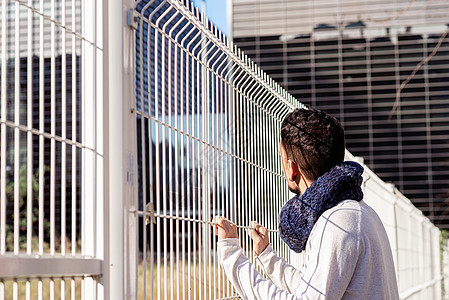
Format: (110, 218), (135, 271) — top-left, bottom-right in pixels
(103, 0), (133, 298)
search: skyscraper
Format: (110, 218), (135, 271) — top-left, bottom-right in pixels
(232, 0), (449, 229)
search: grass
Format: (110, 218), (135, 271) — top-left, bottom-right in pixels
(4, 229), (82, 254)
(3, 279), (82, 299)
(138, 257), (238, 299)
(4, 259), (234, 300)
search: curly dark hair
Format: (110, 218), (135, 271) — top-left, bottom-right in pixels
(280, 108), (345, 181)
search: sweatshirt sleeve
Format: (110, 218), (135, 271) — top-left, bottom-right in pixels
(257, 244), (302, 293)
(217, 238), (301, 300)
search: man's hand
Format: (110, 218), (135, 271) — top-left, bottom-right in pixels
(249, 221), (269, 256)
(214, 216), (238, 240)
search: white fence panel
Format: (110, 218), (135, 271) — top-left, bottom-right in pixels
(131, 0), (303, 299)
(0, 0), (104, 299)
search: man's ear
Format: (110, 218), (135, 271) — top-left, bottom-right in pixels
(288, 160), (299, 181)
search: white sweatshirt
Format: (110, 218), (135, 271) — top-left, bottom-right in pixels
(217, 200), (399, 300)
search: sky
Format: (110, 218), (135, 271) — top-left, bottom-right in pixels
(192, 0), (229, 35)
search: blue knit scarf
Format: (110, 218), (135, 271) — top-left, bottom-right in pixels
(279, 161), (364, 253)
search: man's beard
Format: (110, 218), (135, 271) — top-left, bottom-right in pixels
(288, 184), (302, 195)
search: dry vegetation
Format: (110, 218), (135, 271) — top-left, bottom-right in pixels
(138, 258), (238, 299)
(3, 279), (82, 299)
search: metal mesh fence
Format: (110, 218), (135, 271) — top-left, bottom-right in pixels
(0, 0), (102, 298)
(132, 0), (303, 298)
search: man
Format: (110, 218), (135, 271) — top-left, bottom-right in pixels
(215, 108), (399, 299)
